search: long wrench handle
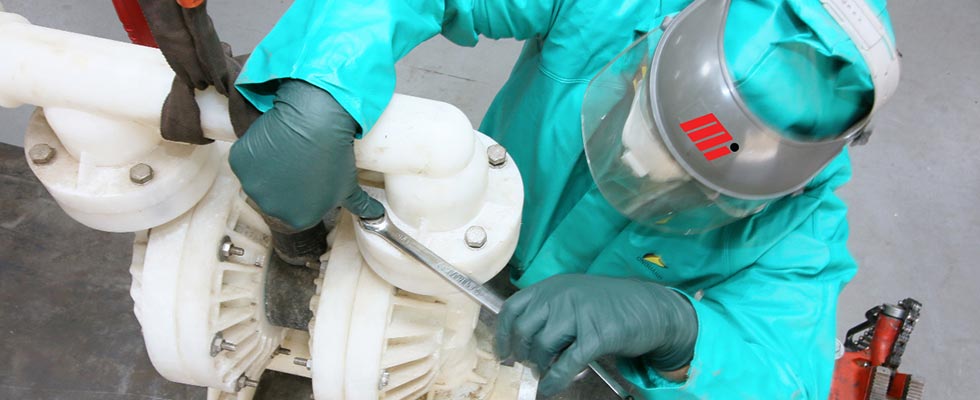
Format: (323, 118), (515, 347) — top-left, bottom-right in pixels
(359, 215), (505, 313)
(358, 214), (634, 400)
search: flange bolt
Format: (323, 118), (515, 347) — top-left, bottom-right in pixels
(487, 144), (508, 168)
(465, 226), (488, 249)
(129, 163), (154, 185)
(29, 144), (56, 165)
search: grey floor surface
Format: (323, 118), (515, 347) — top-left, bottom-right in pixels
(1, 1), (978, 399)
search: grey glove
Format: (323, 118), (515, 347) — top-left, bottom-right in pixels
(496, 274), (698, 396)
(229, 79), (384, 231)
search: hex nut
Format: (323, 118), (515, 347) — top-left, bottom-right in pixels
(487, 144), (508, 168)
(210, 334), (223, 357)
(129, 163), (154, 185)
(378, 370), (391, 390)
(28, 144), (56, 165)
(464, 226), (488, 249)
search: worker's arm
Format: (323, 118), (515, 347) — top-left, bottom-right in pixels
(493, 175), (857, 399)
(230, 0), (561, 230)
(622, 172), (858, 399)
(235, 0), (559, 134)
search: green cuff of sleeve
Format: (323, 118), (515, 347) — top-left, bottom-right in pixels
(235, 77), (387, 139)
(618, 288), (700, 392)
(620, 289), (810, 398)
(620, 288), (738, 395)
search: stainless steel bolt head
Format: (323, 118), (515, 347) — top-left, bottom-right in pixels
(464, 226), (488, 249)
(220, 240), (234, 260)
(210, 333), (226, 357)
(487, 144), (508, 167)
(378, 370), (391, 390)
(28, 144), (55, 165)
(129, 163), (154, 185)
(219, 236), (245, 260)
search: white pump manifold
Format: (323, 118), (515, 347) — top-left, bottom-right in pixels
(1, 8), (534, 400)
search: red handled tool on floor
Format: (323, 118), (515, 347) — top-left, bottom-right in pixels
(831, 298), (924, 400)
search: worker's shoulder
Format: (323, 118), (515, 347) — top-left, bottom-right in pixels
(537, 0), (689, 81)
(805, 151), (854, 194)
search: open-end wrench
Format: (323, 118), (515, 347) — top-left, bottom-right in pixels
(359, 213), (635, 400)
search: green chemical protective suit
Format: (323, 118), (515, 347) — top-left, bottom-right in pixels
(235, 0), (895, 397)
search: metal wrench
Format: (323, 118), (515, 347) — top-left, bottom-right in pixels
(359, 214), (635, 400)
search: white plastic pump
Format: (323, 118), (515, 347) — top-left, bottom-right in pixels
(1, 8), (535, 400)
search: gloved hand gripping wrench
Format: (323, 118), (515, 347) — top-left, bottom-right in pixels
(360, 213), (635, 400)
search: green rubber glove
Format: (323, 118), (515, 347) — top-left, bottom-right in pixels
(229, 79), (383, 230)
(496, 274), (698, 397)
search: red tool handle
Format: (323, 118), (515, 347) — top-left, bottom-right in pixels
(110, 0), (157, 47)
(870, 314), (902, 366)
(176, 0), (205, 8)
(112, 0), (206, 47)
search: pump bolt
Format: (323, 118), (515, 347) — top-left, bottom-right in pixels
(219, 236), (246, 261)
(221, 341), (237, 352)
(378, 369), (391, 390)
(294, 357), (312, 370)
(28, 144), (56, 165)
(465, 226), (488, 249)
(210, 332), (238, 357)
(129, 163), (154, 185)
(236, 375), (259, 391)
(487, 144), (508, 168)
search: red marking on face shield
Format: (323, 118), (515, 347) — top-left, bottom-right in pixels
(703, 146), (733, 161)
(679, 114), (719, 132)
(695, 132), (734, 151)
(679, 113), (739, 161)
(685, 122), (726, 142)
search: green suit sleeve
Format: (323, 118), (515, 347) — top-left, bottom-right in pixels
(235, 0), (560, 134)
(621, 156), (858, 399)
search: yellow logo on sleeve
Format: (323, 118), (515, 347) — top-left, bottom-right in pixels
(642, 253), (667, 268)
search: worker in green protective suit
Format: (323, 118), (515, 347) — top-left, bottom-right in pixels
(228, 0), (899, 397)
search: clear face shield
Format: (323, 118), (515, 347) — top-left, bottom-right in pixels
(582, 21), (773, 235)
(582, 0), (899, 234)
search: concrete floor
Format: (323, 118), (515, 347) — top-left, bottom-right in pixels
(0, 1), (977, 399)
